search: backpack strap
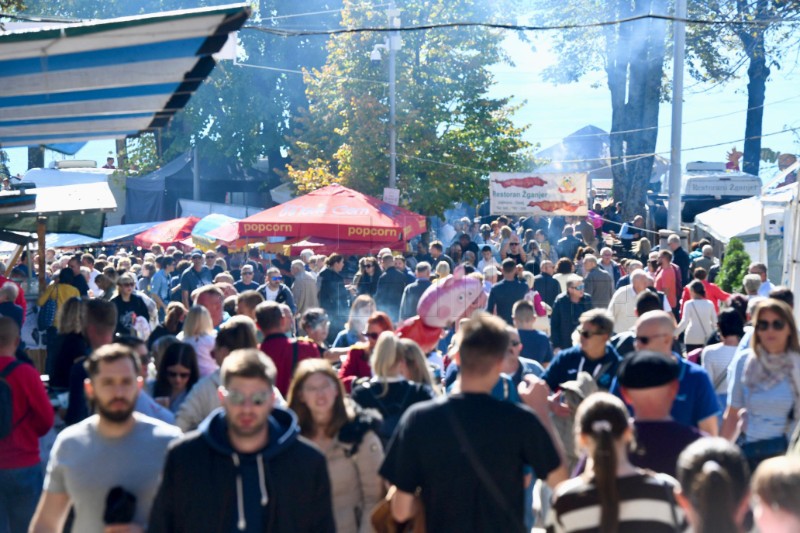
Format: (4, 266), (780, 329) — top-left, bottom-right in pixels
(290, 340), (299, 375)
(0, 360), (21, 380)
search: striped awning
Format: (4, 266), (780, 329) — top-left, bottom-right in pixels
(0, 3), (250, 147)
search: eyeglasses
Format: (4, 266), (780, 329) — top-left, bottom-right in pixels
(570, 285), (585, 291)
(578, 329), (604, 339)
(365, 265), (375, 269)
(119, 282), (134, 287)
(221, 388), (271, 406)
(270, 276), (282, 282)
(167, 371), (190, 379)
(509, 243), (519, 247)
(635, 333), (670, 346)
(756, 319), (787, 332)
(363, 331), (381, 340)
(242, 271), (253, 275)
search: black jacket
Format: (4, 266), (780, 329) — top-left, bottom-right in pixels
(255, 283), (297, 315)
(375, 266), (409, 323)
(533, 273), (561, 308)
(550, 293), (592, 350)
(149, 408), (335, 533)
(317, 268), (350, 321)
(399, 278), (432, 321)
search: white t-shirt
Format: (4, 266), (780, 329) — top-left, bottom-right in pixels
(701, 343), (738, 393)
(265, 286), (279, 302)
(45, 414), (181, 533)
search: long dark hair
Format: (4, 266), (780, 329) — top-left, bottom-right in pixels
(575, 393), (630, 533)
(153, 342), (199, 399)
(676, 437), (749, 533)
(287, 359), (350, 438)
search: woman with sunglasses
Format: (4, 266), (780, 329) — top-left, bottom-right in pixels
(152, 342), (199, 414)
(722, 298), (800, 469)
(501, 236), (527, 265)
(338, 312), (393, 393)
(351, 332), (436, 447)
(287, 359), (384, 533)
(354, 257), (380, 297)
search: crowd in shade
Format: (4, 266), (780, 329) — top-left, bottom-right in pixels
(3, 207), (800, 532)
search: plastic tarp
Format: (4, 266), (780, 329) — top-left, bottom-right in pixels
(0, 182), (116, 238)
(125, 152), (192, 223)
(44, 220), (165, 249)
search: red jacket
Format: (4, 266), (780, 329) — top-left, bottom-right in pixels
(680, 280), (731, 316)
(338, 345), (372, 393)
(259, 334), (319, 396)
(0, 275), (26, 322)
(0, 357), (54, 469)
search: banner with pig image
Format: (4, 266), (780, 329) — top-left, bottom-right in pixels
(489, 172), (588, 216)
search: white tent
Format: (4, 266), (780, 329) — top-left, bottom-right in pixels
(694, 183), (798, 298)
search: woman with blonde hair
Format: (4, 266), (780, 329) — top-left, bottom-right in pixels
(722, 298), (800, 469)
(287, 359), (384, 533)
(50, 296), (87, 389)
(332, 294), (377, 348)
(338, 312), (393, 392)
(633, 238), (652, 264)
(433, 260), (451, 281)
(177, 305), (217, 377)
(351, 332), (436, 446)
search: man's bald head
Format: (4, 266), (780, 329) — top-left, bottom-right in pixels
(630, 270), (649, 293)
(634, 311), (675, 355)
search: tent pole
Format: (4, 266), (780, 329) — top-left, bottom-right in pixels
(37, 218), (46, 293)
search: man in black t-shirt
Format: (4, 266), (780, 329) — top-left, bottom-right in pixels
(380, 313), (567, 532)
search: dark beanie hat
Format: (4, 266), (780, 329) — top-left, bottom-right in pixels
(617, 350), (680, 389)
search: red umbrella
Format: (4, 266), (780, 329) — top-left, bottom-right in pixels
(134, 216), (199, 249)
(207, 184), (426, 244)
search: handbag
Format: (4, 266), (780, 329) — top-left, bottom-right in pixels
(371, 486), (426, 533)
(37, 290), (57, 331)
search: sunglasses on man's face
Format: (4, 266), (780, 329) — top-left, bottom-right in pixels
(634, 333), (669, 346)
(578, 328), (603, 339)
(221, 388), (271, 406)
(270, 276), (282, 282)
(756, 319), (787, 332)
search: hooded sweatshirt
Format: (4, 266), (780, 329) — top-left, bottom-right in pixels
(149, 407), (335, 533)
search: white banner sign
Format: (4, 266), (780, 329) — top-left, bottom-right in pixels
(489, 172), (589, 216)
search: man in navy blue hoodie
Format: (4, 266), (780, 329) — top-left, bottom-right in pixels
(149, 349), (335, 533)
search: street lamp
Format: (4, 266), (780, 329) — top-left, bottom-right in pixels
(369, 5), (402, 190)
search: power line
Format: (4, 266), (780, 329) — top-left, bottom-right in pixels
(243, 13), (800, 38)
(234, 60), (389, 86)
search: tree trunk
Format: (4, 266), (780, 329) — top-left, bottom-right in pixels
(737, 0), (770, 176)
(606, 0), (667, 222)
(741, 37), (769, 176)
(27, 146), (44, 170)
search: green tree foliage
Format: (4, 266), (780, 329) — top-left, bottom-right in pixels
(717, 237), (751, 293)
(286, 0), (532, 216)
(687, 0), (800, 177)
(531, 0), (667, 222)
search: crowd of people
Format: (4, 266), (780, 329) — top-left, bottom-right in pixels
(3, 209), (800, 532)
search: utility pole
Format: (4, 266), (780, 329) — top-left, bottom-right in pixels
(667, 0), (687, 233)
(387, 1), (400, 189)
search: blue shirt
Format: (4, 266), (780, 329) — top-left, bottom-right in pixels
(542, 344), (621, 392)
(612, 354), (720, 428)
(728, 349), (796, 443)
(518, 329), (553, 365)
(150, 269), (170, 303)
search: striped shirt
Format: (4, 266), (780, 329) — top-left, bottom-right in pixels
(546, 472), (688, 533)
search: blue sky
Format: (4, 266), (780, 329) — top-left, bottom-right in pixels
(6, 31), (799, 180)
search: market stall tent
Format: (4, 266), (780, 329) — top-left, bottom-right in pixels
(134, 216), (199, 249)
(208, 184), (427, 245)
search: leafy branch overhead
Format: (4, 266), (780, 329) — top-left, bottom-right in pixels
(286, 0), (533, 217)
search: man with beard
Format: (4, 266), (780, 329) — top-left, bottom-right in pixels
(149, 349), (335, 533)
(30, 344), (182, 533)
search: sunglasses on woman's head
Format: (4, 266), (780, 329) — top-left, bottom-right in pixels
(756, 319), (786, 332)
